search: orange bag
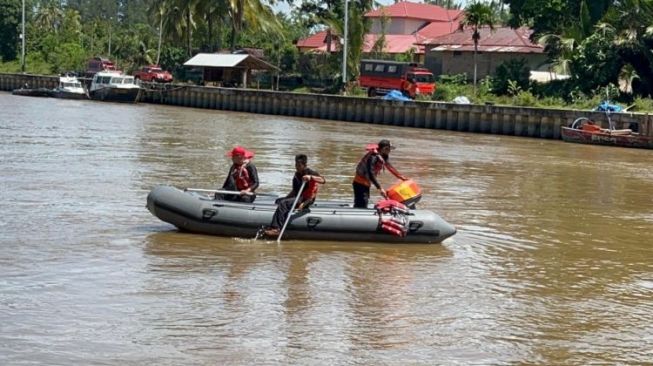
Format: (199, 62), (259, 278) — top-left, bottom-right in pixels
(387, 179), (422, 206)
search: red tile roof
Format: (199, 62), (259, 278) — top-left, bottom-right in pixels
(296, 30), (330, 49)
(366, 1), (462, 22)
(415, 20), (460, 43)
(424, 26), (544, 53)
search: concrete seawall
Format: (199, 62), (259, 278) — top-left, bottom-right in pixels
(2, 72), (651, 139)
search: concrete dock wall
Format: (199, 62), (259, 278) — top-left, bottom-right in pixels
(0, 73), (58, 90)
(2, 72), (651, 139)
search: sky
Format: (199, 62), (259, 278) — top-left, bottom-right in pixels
(275, 0), (470, 15)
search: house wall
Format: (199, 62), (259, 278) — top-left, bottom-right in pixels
(370, 18), (426, 35)
(425, 50), (548, 79)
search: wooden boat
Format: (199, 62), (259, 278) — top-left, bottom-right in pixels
(147, 185), (457, 244)
(561, 116), (653, 149)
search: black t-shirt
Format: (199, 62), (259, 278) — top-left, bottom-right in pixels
(292, 167), (321, 194)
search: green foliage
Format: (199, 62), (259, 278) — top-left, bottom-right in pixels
(49, 43), (87, 73)
(512, 90), (537, 106)
(570, 30), (622, 93)
(492, 58), (531, 95)
(0, 52), (52, 74)
(438, 73), (468, 85)
(632, 97), (653, 112)
(0, 0), (21, 61)
(158, 46), (187, 78)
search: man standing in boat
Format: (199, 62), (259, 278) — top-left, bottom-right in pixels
(264, 154), (325, 237)
(352, 139), (407, 208)
(219, 146), (259, 203)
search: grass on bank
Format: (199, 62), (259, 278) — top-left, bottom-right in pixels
(4, 58), (653, 112)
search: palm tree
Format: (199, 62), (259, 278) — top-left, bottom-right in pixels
(147, 0), (165, 64)
(458, 1), (495, 92)
(226, 0), (282, 51)
(601, 0), (653, 95)
(537, 34), (576, 76)
(320, 0), (374, 84)
(34, 0), (65, 33)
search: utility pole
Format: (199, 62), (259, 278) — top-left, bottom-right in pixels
(21, 0), (25, 72)
(342, 0), (349, 92)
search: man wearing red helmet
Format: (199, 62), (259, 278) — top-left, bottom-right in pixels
(219, 146), (259, 203)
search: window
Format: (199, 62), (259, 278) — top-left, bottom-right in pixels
(388, 65), (397, 73)
(364, 64), (373, 71)
(374, 64), (385, 72)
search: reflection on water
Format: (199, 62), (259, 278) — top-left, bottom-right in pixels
(1, 93), (652, 365)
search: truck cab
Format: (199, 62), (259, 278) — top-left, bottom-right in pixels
(359, 59), (436, 98)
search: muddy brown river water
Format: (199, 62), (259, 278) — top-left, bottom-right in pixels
(1, 93), (652, 365)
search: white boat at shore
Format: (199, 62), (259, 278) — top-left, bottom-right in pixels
(89, 71), (142, 103)
(53, 75), (88, 100)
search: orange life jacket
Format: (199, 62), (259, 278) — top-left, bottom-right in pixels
(231, 163), (251, 190)
(354, 149), (386, 186)
(301, 179), (320, 202)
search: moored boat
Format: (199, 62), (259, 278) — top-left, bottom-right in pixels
(53, 75), (88, 100)
(89, 71), (142, 103)
(147, 185), (456, 244)
(561, 117), (653, 149)
(11, 87), (54, 98)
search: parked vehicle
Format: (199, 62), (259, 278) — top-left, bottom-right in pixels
(359, 59), (436, 98)
(89, 71), (142, 103)
(133, 65), (173, 83)
(85, 57), (117, 78)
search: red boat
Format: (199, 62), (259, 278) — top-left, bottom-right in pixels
(561, 117), (653, 149)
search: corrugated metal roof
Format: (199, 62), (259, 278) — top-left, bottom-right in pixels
(366, 1), (462, 22)
(184, 54), (249, 67)
(425, 26), (543, 53)
(431, 45), (542, 53)
(183, 53), (278, 70)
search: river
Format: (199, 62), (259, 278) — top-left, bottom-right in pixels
(1, 93), (652, 365)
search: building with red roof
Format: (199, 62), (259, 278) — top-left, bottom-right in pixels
(423, 26), (547, 79)
(296, 1), (461, 62)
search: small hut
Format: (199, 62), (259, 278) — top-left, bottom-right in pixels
(183, 53), (278, 87)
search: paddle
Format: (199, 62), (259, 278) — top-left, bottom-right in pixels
(277, 181), (306, 244)
(184, 188), (277, 197)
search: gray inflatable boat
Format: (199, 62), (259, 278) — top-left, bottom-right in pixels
(147, 185), (456, 244)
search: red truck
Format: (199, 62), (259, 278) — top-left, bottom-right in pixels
(85, 57), (118, 77)
(359, 59), (436, 98)
(133, 65), (173, 83)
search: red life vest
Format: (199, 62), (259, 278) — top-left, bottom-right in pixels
(301, 179), (320, 201)
(375, 199), (409, 237)
(231, 163), (251, 190)
(381, 217), (407, 237)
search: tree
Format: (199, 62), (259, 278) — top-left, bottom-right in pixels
(300, 0), (375, 83)
(501, 0), (611, 40)
(33, 0), (65, 34)
(601, 0), (653, 95)
(226, 0), (282, 51)
(458, 1), (495, 92)
(370, 9), (389, 59)
(0, 0), (21, 61)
